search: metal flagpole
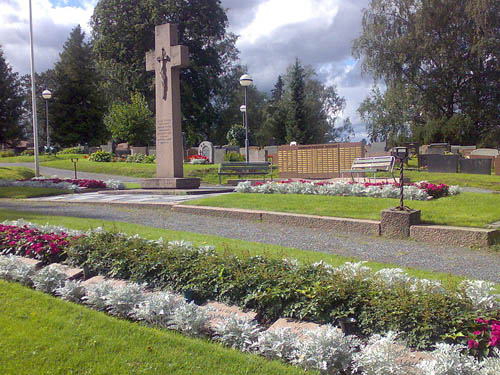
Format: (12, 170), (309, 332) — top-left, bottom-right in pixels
(28, 0), (40, 176)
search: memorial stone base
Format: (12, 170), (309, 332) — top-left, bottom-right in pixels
(381, 208), (421, 238)
(141, 177), (200, 189)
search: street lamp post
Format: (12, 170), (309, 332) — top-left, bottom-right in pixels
(239, 74), (253, 163)
(42, 89), (52, 149)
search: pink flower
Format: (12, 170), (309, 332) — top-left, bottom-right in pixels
(468, 339), (480, 349)
(473, 331), (482, 335)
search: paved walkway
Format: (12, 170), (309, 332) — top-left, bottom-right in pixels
(34, 191), (230, 204)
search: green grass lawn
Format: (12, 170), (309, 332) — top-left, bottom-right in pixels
(0, 187), (69, 199)
(0, 280), (308, 375)
(0, 208), (490, 290)
(0, 154), (80, 163)
(0, 166), (35, 180)
(184, 192), (500, 228)
(393, 169), (500, 191)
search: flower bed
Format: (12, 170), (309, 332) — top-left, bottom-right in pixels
(1, 254), (500, 375)
(0, 224), (80, 264)
(0, 178), (125, 191)
(236, 180), (460, 200)
(2, 220), (497, 352)
(187, 154), (208, 164)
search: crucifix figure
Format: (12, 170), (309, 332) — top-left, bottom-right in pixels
(157, 48), (170, 100)
(142, 23), (199, 189)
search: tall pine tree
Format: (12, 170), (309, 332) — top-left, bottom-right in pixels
(51, 26), (108, 146)
(286, 59), (307, 144)
(0, 46), (24, 146)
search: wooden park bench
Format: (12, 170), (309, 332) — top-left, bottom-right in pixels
(218, 162), (273, 185)
(341, 156), (396, 182)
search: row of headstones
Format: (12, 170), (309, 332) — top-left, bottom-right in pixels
(418, 154), (500, 175)
(193, 142), (279, 164)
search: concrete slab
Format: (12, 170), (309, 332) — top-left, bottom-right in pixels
(98, 187), (234, 195)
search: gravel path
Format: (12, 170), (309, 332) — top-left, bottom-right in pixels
(0, 162), (143, 183)
(1, 199), (499, 283)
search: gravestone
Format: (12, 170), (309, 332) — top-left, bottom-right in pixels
(470, 148), (499, 158)
(214, 147), (226, 164)
(198, 141), (214, 163)
(495, 156), (500, 176)
(141, 23), (200, 189)
(459, 158), (492, 175)
(427, 154), (459, 173)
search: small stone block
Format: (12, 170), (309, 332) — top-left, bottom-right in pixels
(268, 318), (328, 337)
(141, 178), (200, 189)
(12, 256), (43, 269)
(82, 276), (129, 288)
(381, 208), (421, 238)
(202, 301), (257, 331)
(58, 265), (84, 280)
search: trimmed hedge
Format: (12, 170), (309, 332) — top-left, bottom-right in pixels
(64, 231), (500, 350)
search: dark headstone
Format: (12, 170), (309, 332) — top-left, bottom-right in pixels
(459, 158), (492, 175)
(418, 154), (429, 168)
(427, 154), (459, 173)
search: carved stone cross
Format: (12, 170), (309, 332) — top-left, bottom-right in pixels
(142, 23), (199, 189)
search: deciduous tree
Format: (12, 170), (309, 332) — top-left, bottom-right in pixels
(91, 0), (238, 146)
(104, 91), (154, 146)
(353, 0), (500, 146)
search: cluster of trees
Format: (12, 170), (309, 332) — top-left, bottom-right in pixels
(354, 0), (500, 147)
(0, 0), (351, 150)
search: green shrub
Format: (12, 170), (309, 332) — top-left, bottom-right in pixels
(58, 147), (84, 154)
(224, 151), (245, 162)
(20, 149), (34, 156)
(89, 150), (113, 162)
(126, 154), (156, 163)
(0, 150), (15, 157)
(65, 231), (500, 350)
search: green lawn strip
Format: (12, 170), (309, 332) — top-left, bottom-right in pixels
(38, 159), (277, 185)
(0, 208), (488, 291)
(0, 187), (70, 199)
(379, 168), (500, 191)
(0, 166), (35, 180)
(0, 280), (307, 375)
(183, 192), (500, 228)
(0, 154), (80, 163)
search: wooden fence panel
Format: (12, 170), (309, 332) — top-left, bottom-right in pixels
(277, 143), (364, 179)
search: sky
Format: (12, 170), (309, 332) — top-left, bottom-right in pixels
(0, 0), (374, 139)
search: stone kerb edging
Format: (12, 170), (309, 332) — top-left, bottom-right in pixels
(410, 225), (500, 247)
(172, 204), (500, 247)
(174, 205), (381, 236)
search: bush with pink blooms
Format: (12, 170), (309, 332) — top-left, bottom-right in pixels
(20, 178), (107, 189)
(467, 317), (500, 358)
(0, 224), (80, 264)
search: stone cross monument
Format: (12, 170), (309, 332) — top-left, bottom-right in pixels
(141, 23), (200, 189)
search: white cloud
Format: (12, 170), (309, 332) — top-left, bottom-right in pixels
(0, 0), (96, 75)
(0, 0), (373, 140)
(239, 0), (339, 44)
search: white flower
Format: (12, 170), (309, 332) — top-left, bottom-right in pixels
(459, 280), (500, 310)
(352, 332), (416, 375)
(132, 291), (183, 327)
(32, 264), (67, 294)
(418, 343), (480, 375)
(213, 316), (262, 351)
(167, 302), (210, 336)
(292, 326), (361, 374)
(252, 327), (298, 360)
